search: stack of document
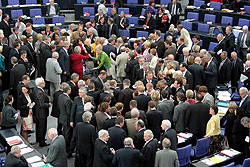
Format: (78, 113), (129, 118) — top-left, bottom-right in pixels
(217, 91), (231, 101)
(177, 133), (193, 139)
(6, 136), (23, 146)
(177, 136), (185, 144)
(221, 149), (241, 157)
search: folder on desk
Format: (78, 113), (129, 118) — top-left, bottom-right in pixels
(209, 156), (223, 163)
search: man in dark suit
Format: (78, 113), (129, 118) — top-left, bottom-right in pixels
(180, 62), (193, 90)
(231, 52), (243, 92)
(9, 41), (21, 69)
(141, 71), (158, 89)
(141, 130), (158, 167)
(204, 52), (217, 97)
(237, 26), (250, 62)
(110, 8), (120, 26)
(125, 52), (138, 84)
(192, 35), (202, 50)
(87, 83), (101, 107)
(133, 86), (151, 112)
(108, 116), (126, 150)
(0, 14), (11, 38)
(26, 35), (37, 68)
(44, 128), (68, 167)
(155, 58), (165, 76)
(125, 100), (147, 125)
(185, 93), (210, 138)
(107, 18), (120, 38)
(9, 57), (26, 109)
(188, 57), (206, 89)
(5, 146), (28, 167)
(99, 83), (116, 106)
(160, 120), (178, 151)
(118, 79), (133, 115)
(154, 30), (165, 59)
(119, 11), (129, 29)
(239, 87), (250, 118)
(51, 85), (63, 135)
(214, 33), (226, 56)
(58, 83), (74, 154)
(94, 70), (107, 91)
(68, 73), (79, 100)
(167, 0), (182, 26)
(164, 40), (176, 58)
(176, 37), (186, 61)
(59, 41), (71, 82)
(143, 11), (156, 34)
(218, 51), (232, 84)
(112, 137), (143, 166)
(244, 61), (250, 90)
(75, 111), (97, 167)
(46, 0), (59, 16)
(2, 37), (12, 90)
(132, 57), (145, 85)
(39, 36), (51, 78)
(224, 26), (235, 57)
(93, 130), (115, 167)
(134, 119), (146, 150)
(32, 77), (51, 146)
(146, 101), (163, 140)
(158, 90), (174, 122)
(136, 63), (149, 81)
(103, 38), (117, 57)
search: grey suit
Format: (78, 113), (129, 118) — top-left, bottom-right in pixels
(173, 101), (189, 132)
(46, 58), (62, 95)
(157, 99), (174, 122)
(202, 93), (214, 107)
(154, 148), (179, 167)
(111, 52), (128, 80)
(9, 33), (19, 48)
(46, 135), (68, 167)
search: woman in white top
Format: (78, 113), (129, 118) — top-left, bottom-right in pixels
(15, 17), (26, 36)
(149, 48), (158, 70)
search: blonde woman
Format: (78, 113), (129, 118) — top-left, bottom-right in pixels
(67, 23), (76, 37)
(151, 90), (161, 108)
(149, 48), (158, 70)
(163, 62), (175, 75)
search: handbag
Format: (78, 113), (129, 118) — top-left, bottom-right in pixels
(23, 112), (33, 130)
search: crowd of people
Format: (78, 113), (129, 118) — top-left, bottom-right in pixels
(0, 0), (250, 166)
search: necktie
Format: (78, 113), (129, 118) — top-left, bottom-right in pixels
(145, 19), (149, 26)
(109, 25), (112, 37)
(172, 4), (175, 15)
(240, 33), (246, 48)
(219, 61), (224, 71)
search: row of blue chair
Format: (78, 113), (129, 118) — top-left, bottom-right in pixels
(33, 16), (65, 24)
(194, 1), (222, 10)
(78, 0), (170, 4)
(11, 8), (43, 18)
(0, 0), (50, 6)
(187, 12), (250, 27)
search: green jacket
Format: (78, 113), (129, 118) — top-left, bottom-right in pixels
(93, 51), (111, 69)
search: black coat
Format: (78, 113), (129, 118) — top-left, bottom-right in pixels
(20, 45), (34, 65)
(134, 129), (146, 150)
(40, 42), (51, 77)
(231, 58), (243, 87)
(70, 96), (84, 124)
(224, 33), (235, 56)
(75, 121), (97, 155)
(100, 92), (116, 106)
(32, 87), (50, 119)
(17, 82), (25, 97)
(9, 48), (20, 69)
(68, 81), (78, 100)
(205, 60), (217, 89)
(141, 138), (158, 167)
(141, 78), (158, 89)
(112, 147), (142, 167)
(46, 4), (59, 15)
(125, 59), (138, 83)
(103, 43), (117, 57)
(185, 102), (210, 136)
(9, 64), (27, 90)
(18, 58), (31, 74)
(244, 68), (250, 90)
(94, 77), (104, 91)
(108, 125), (126, 150)
(104, 118), (116, 130)
(58, 93), (73, 126)
(118, 87), (133, 115)
(111, 14), (120, 26)
(87, 90), (101, 107)
(4, 153), (28, 167)
(146, 109), (163, 140)
(155, 37), (165, 59)
(214, 41), (226, 55)
(97, 24), (108, 38)
(51, 90), (63, 118)
(218, 58), (232, 84)
(188, 63), (206, 89)
(17, 93), (34, 117)
(133, 94), (151, 112)
(160, 128), (177, 151)
(240, 96), (250, 118)
(107, 23), (120, 38)
(93, 138), (114, 167)
(144, 17), (156, 34)
(119, 17), (129, 29)
(0, 20), (11, 38)
(176, 44), (186, 59)
(184, 70), (193, 90)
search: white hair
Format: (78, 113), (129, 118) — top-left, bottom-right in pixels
(35, 77), (44, 86)
(131, 108), (139, 118)
(52, 51), (59, 58)
(240, 87), (248, 94)
(182, 47), (189, 53)
(82, 111), (92, 122)
(162, 120), (171, 128)
(124, 137), (133, 147)
(98, 129), (108, 139)
(96, 44), (102, 51)
(74, 46), (81, 53)
(84, 102), (92, 112)
(243, 26), (248, 31)
(11, 146), (20, 154)
(144, 130), (154, 138)
(49, 128), (58, 136)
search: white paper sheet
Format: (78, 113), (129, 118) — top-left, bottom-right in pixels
(31, 162), (45, 167)
(20, 147), (33, 155)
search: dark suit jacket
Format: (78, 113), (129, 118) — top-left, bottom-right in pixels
(20, 45), (34, 65)
(133, 94), (151, 112)
(155, 64), (165, 76)
(141, 78), (157, 89)
(94, 77), (104, 91)
(219, 58), (232, 84)
(119, 17), (129, 29)
(107, 23), (120, 38)
(51, 90), (63, 118)
(237, 32), (250, 53)
(125, 110), (147, 125)
(58, 93), (73, 126)
(32, 87), (50, 119)
(3, 44), (12, 71)
(244, 68), (250, 90)
(9, 64), (27, 90)
(40, 42), (51, 77)
(161, 128), (177, 151)
(0, 20), (11, 38)
(46, 135), (68, 167)
(164, 46), (176, 58)
(133, 64), (142, 84)
(9, 48), (20, 69)
(112, 147), (143, 167)
(93, 138), (114, 167)
(75, 121), (97, 155)
(157, 99), (174, 121)
(240, 96), (250, 118)
(134, 129), (146, 151)
(167, 2), (182, 15)
(46, 4), (59, 15)
(125, 59), (138, 83)
(108, 125), (126, 150)
(87, 90), (101, 107)
(136, 69), (145, 81)
(224, 33), (235, 55)
(231, 58), (243, 86)
(5, 153), (28, 167)
(188, 63), (206, 89)
(95, 15), (108, 24)
(68, 81), (78, 100)
(118, 87), (133, 115)
(111, 14), (120, 26)
(205, 60), (217, 89)
(144, 17), (156, 34)
(103, 43), (117, 57)
(59, 48), (70, 74)
(18, 58), (31, 74)
(104, 118), (116, 130)
(184, 70), (193, 90)
(141, 138), (158, 167)
(71, 96), (84, 124)
(214, 41), (226, 55)
(100, 92), (116, 106)
(146, 109), (163, 140)
(155, 37), (165, 59)
(185, 102), (210, 136)
(176, 44), (185, 58)
(17, 93), (33, 117)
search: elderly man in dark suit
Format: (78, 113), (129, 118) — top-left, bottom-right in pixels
(93, 130), (115, 167)
(158, 90), (174, 122)
(59, 41), (71, 82)
(67, 73), (79, 100)
(167, 0), (182, 26)
(32, 77), (51, 147)
(112, 137), (143, 167)
(141, 130), (158, 167)
(46, 0), (59, 16)
(231, 52), (243, 92)
(107, 18), (120, 38)
(204, 51), (217, 97)
(218, 51), (232, 84)
(214, 33), (226, 56)
(0, 14), (11, 38)
(224, 26), (235, 58)
(185, 93), (210, 138)
(43, 128), (67, 167)
(237, 26), (250, 62)
(143, 11), (156, 34)
(118, 79), (133, 115)
(94, 70), (107, 91)
(75, 111), (97, 167)
(40, 35), (51, 78)
(5, 146), (28, 167)
(133, 86), (151, 112)
(58, 83), (74, 155)
(239, 87), (250, 118)
(154, 30), (165, 59)
(160, 120), (177, 151)
(134, 119), (146, 150)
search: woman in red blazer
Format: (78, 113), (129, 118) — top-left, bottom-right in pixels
(69, 46), (89, 79)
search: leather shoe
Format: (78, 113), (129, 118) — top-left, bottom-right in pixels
(39, 142), (50, 147)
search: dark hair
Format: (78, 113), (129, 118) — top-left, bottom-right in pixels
(137, 119), (145, 128)
(149, 0), (155, 6)
(180, 62), (188, 69)
(5, 95), (13, 105)
(21, 85), (30, 92)
(175, 78), (183, 87)
(115, 116), (124, 125)
(52, 33), (60, 41)
(157, 7), (164, 13)
(211, 105), (218, 115)
(20, 50), (27, 55)
(22, 75), (30, 81)
(110, 107), (118, 116)
(130, 100), (137, 107)
(199, 86), (208, 93)
(196, 93), (203, 101)
(158, 58), (164, 64)
(148, 100), (156, 108)
(193, 35), (200, 40)
(161, 90), (169, 99)
(100, 102), (109, 113)
(83, 75), (90, 81)
(135, 47), (142, 54)
(177, 92), (185, 102)
(2, 14), (9, 20)
(14, 42), (20, 48)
